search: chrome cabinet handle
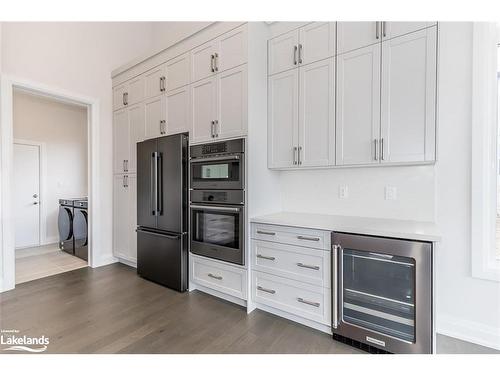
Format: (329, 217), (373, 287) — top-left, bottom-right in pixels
(123, 160), (126, 172)
(296, 263), (320, 270)
(297, 235), (320, 241)
(123, 92), (128, 105)
(375, 22), (380, 39)
(210, 54), (215, 72)
(293, 45), (298, 65)
(380, 138), (384, 160)
(122, 175), (126, 188)
(214, 120), (219, 137)
(293, 146), (298, 165)
(125, 175), (129, 188)
(298, 146), (302, 165)
(257, 286), (276, 294)
(298, 44), (303, 64)
(297, 297), (320, 308)
(214, 53), (219, 72)
(257, 254), (276, 261)
(208, 273), (223, 280)
(33, 202), (38, 205)
(382, 21), (387, 38)
(374, 139), (378, 161)
(256, 230), (276, 236)
(210, 120), (215, 138)
(160, 76), (166, 92)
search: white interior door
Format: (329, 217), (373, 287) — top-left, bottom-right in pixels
(14, 143), (40, 249)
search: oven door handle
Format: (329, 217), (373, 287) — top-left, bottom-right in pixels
(190, 204), (242, 213)
(190, 155), (240, 163)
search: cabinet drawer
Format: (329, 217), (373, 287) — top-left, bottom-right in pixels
(191, 256), (247, 300)
(251, 223), (330, 250)
(252, 271), (330, 325)
(251, 240), (330, 288)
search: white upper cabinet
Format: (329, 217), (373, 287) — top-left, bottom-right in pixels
(113, 84), (127, 111)
(113, 76), (144, 110)
(217, 25), (248, 72)
(217, 64), (248, 140)
(268, 69), (299, 168)
(337, 22), (380, 54)
(336, 44), (381, 166)
(298, 57), (335, 167)
(191, 76), (217, 144)
(165, 52), (190, 91)
(144, 65), (165, 99)
(113, 109), (130, 174)
(382, 22), (437, 40)
(380, 27), (437, 163)
(268, 30), (299, 75)
(298, 22), (336, 66)
(144, 95), (165, 140)
(165, 85), (191, 136)
(191, 39), (218, 83)
(127, 103), (144, 174)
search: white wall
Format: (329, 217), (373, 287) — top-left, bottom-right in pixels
(13, 90), (88, 245)
(1, 22), (155, 267)
(150, 22), (212, 53)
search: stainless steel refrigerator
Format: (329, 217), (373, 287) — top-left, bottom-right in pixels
(136, 133), (189, 292)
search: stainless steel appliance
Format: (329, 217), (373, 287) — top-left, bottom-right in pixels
(136, 133), (189, 292)
(58, 199), (75, 255)
(73, 199), (88, 261)
(331, 233), (432, 354)
(189, 139), (245, 265)
(190, 139), (244, 190)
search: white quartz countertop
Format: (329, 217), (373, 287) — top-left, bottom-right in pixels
(251, 212), (441, 242)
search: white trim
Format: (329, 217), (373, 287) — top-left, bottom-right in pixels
(437, 313), (500, 351)
(471, 23), (500, 282)
(13, 139), (46, 248)
(0, 75), (113, 293)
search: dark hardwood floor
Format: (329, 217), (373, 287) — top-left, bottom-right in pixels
(0, 263), (362, 354)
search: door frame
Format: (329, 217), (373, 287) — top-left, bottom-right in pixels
(0, 75), (102, 292)
(13, 139), (46, 248)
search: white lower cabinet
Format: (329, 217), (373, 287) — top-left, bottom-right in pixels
(191, 255), (247, 300)
(250, 223), (332, 330)
(113, 174), (137, 264)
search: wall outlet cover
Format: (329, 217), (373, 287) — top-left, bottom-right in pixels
(339, 185), (349, 199)
(385, 186), (397, 200)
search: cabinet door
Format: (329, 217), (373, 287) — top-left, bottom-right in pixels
(217, 24), (248, 72)
(191, 76), (217, 144)
(216, 64), (248, 140)
(336, 44), (381, 166)
(166, 53), (190, 91)
(127, 174), (137, 263)
(144, 65), (165, 99)
(380, 27), (437, 163)
(165, 86), (191, 135)
(128, 103), (144, 174)
(113, 109), (129, 174)
(144, 96), (165, 140)
(127, 76), (144, 106)
(268, 29), (299, 75)
(113, 84), (127, 111)
(191, 40), (217, 83)
(298, 58), (335, 167)
(337, 22), (380, 54)
(268, 69), (299, 168)
(113, 175), (130, 260)
(382, 22), (436, 40)
(299, 22), (336, 65)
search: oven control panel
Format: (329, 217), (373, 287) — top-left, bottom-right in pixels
(202, 142), (227, 155)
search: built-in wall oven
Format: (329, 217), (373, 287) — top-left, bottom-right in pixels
(331, 232), (433, 354)
(190, 139), (245, 265)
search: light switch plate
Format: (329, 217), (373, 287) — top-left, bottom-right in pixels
(339, 185), (349, 199)
(385, 186), (397, 200)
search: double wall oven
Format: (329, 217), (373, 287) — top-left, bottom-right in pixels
(189, 139), (245, 265)
(332, 233), (433, 354)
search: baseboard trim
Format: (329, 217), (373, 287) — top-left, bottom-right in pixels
(91, 255), (118, 268)
(117, 257), (137, 268)
(190, 283), (247, 307)
(437, 313), (500, 351)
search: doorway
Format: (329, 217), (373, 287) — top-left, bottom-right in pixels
(12, 89), (89, 284)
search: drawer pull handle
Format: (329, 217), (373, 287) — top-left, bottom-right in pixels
(208, 273), (223, 280)
(257, 230), (276, 236)
(297, 235), (320, 242)
(296, 263), (320, 270)
(257, 286), (276, 294)
(257, 254), (276, 261)
(297, 297), (320, 307)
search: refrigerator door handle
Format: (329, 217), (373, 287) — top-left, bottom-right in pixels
(154, 151), (159, 216)
(157, 152), (163, 215)
(151, 152), (156, 216)
(136, 228), (180, 240)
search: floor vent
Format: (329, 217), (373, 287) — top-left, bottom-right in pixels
(332, 333), (391, 354)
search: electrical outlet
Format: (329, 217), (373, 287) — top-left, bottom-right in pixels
(385, 186), (397, 200)
(339, 185), (349, 199)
